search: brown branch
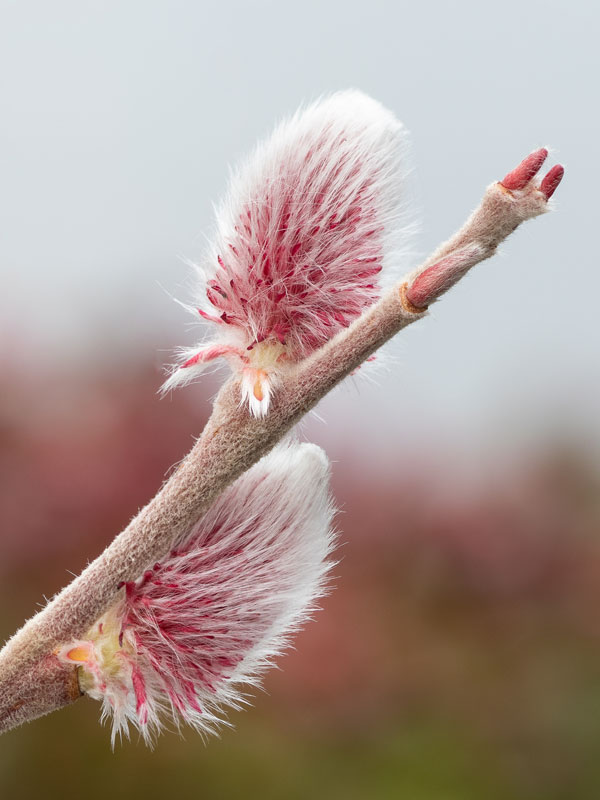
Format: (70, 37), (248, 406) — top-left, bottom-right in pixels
(0, 152), (563, 734)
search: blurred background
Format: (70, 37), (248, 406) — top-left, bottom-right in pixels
(1, 1), (599, 798)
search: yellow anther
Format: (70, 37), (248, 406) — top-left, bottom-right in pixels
(253, 379), (264, 402)
(65, 644), (92, 663)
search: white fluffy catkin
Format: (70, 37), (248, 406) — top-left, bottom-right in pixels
(57, 442), (336, 746)
(163, 90), (415, 415)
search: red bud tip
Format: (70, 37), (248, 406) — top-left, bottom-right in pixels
(501, 148), (548, 191)
(540, 164), (564, 199)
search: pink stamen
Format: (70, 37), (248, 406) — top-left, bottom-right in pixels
(130, 665), (148, 723)
(197, 308), (223, 324)
(181, 345), (247, 370)
(181, 353), (202, 368)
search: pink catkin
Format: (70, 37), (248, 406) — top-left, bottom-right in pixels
(56, 443), (336, 745)
(163, 90), (414, 415)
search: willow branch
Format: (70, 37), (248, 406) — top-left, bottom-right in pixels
(0, 150), (563, 734)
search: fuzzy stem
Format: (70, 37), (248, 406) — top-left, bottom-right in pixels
(0, 154), (562, 733)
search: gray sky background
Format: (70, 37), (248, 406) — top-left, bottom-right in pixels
(1, 0), (597, 465)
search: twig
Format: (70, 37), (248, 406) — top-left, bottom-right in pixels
(0, 149), (563, 734)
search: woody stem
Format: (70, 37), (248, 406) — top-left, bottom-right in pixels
(0, 156), (562, 734)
